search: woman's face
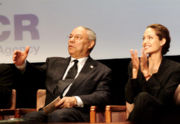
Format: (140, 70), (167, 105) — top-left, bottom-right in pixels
(142, 28), (165, 55)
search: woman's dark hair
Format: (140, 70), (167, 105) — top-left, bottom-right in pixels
(147, 24), (171, 55)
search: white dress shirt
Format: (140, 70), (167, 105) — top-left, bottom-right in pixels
(62, 57), (88, 107)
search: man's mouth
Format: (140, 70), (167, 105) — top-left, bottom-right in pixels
(69, 45), (73, 48)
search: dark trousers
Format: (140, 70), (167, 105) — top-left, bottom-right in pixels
(128, 92), (162, 124)
(24, 108), (89, 122)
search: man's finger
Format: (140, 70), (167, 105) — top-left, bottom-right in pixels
(25, 46), (30, 54)
(130, 49), (134, 57)
(55, 99), (64, 108)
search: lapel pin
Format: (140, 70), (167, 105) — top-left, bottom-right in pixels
(90, 65), (94, 69)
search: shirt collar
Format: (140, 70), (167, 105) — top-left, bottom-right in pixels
(70, 57), (88, 65)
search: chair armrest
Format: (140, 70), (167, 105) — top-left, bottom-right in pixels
(0, 109), (16, 120)
(15, 108), (36, 118)
(106, 105), (126, 111)
(36, 89), (46, 111)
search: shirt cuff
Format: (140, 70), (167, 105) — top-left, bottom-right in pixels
(74, 96), (84, 107)
(15, 61), (26, 71)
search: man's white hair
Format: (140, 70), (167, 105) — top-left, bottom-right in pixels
(79, 26), (96, 52)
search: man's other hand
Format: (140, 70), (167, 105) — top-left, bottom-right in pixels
(55, 96), (77, 109)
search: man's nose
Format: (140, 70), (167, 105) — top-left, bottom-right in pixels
(69, 37), (75, 43)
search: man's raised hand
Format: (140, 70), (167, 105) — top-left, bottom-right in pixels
(13, 46), (30, 66)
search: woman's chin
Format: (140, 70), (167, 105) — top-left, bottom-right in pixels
(144, 49), (151, 54)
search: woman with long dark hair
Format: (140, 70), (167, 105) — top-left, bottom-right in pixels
(125, 24), (180, 123)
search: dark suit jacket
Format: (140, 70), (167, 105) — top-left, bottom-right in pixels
(125, 57), (180, 106)
(0, 64), (16, 108)
(25, 56), (112, 110)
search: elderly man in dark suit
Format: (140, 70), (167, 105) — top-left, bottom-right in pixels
(13, 26), (112, 122)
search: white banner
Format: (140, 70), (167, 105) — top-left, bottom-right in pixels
(1, 0), (180, 63)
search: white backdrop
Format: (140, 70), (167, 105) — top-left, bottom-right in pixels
(0, 0), (180, 63)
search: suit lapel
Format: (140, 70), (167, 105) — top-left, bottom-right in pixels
(55, 57), (71, 80)
(47, 57), (70, 94)
(65, 57), (96, 96)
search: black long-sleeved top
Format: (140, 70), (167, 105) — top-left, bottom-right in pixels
(125, 58), (180, 106)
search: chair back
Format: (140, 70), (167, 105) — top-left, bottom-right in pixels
(174, 84), (180, 105)
(0, 89), (16, 120)
(36, 89), (46, 111)
(105, 105), (126, 122)
(9, 89), (16, 109)
(90, 106), (105, 123)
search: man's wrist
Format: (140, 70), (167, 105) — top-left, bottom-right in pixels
(74, 96), (84, 107)
(16, 61), (26, 71)
(73, 96), (77, 106)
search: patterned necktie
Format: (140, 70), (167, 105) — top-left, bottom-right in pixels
(65, 60), (78, 79)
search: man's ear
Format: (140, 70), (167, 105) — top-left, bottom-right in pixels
(160, 38), (166, 46)
(88, 40), (95, 49)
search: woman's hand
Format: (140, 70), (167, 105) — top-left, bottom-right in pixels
(140, 49), (151, 80)
(130, 49), (139, 79)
